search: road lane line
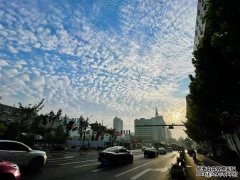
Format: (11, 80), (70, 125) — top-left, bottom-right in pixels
(151, 167), (168, 172)
(92, 168), (106, 172)
(115, 160), (154, 177)
(130, 167), (168, 179)
(59, 160), (96, 165)
(130, 168), (152, 180)
(74, 163), (99, 168)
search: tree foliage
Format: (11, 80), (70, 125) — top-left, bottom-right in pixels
(185, 0), (240, 153)
(90, 122), (106, 141)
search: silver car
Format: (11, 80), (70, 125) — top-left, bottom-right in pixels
(0, 140), (47, 171)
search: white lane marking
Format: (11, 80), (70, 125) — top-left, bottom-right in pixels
(92, 168), (106, 172)
(130, 167), (168, 180)
(115, 160), (154, 177)
(152, 167), (168, 172)
(59, 160), (96, 166)
(74, 163), (99, 168)
(130, 169), (152, 180)
(48, 156), (74, 161)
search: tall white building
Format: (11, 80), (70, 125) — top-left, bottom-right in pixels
(113, 117), (123, 133)
(134, 109), (171, 143)
(194, 0), (207, 50)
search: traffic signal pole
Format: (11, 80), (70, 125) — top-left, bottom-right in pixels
(135, 124), (185, 129)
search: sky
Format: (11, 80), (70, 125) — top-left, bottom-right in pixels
(0, 0), (198, 139)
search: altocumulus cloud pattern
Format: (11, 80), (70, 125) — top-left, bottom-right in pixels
(0, 0), (197, 136)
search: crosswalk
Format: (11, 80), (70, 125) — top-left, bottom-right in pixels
(46, 154), (149, 173)
(46, 155), (114, 172)
(46, 153), (145, 173)
(47, 156), (98, 165)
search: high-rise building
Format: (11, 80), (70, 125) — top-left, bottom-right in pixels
(194, 0), (207, 50)
(134, 109), (171, 143)
(113, 117), (123, 133)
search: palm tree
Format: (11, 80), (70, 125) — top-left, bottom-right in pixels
(90, 122), (106, 141)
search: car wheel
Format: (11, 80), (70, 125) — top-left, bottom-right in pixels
(29, 157), (44, 172)
(128, 157), (133, 164)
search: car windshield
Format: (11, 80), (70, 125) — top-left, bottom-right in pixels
(104, 147), (121, 152)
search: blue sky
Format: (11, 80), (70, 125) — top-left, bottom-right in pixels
(0, 0), (197, 139)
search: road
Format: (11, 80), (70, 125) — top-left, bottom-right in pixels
(23, 151), (179, 180)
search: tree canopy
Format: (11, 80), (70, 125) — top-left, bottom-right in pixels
(185, 0), (240, 153)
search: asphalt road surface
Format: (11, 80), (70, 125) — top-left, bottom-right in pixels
(23, 151), (179, 180)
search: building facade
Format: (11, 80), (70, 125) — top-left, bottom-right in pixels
(194, 0), (207, 50)
(0, 103), (20, 124)
(134, 109), (172, 143)
(113, 117), (123, 133)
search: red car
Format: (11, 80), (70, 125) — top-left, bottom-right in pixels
(0, 161), (21, 180)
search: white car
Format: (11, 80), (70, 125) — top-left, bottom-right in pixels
(0, 140), (47, 171)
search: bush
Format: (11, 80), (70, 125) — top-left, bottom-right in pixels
(51, 144), (65, 151)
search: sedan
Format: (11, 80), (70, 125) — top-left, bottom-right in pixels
(98, 146), (133, 165)
(144, 147), (158, 158)
(0, 161), (21, 180)
(158, 147), (167, 155)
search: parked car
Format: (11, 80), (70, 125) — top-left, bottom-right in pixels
(141, 146), (147, 152)
(158, 147), (167, 155)
(98, 146), (133, 165)
(0, 161), (21, 180)
(144, 147), (158, 158)
(0, 140), (47, 172)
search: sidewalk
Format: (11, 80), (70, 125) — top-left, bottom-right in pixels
(184, 153), (211, 180)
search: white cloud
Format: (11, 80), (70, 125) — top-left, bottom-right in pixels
(0, 59), (9, 67)
(0, 0), (197, 139)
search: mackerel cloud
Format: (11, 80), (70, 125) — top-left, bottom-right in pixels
(0, 0), (197, 136)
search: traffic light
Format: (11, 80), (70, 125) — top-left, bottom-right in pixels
(121, 130), (122, 134)
(169, 125), (174, 129)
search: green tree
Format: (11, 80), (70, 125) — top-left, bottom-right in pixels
(0, 122), (7, 136)
(54, 125), (68, 144)
(15, 99), (44, 139)
(184, 137), (193, 149)
(185, 0), (240, 155)
(105, 128), (117, 146)
(90, 122), (106, 141)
